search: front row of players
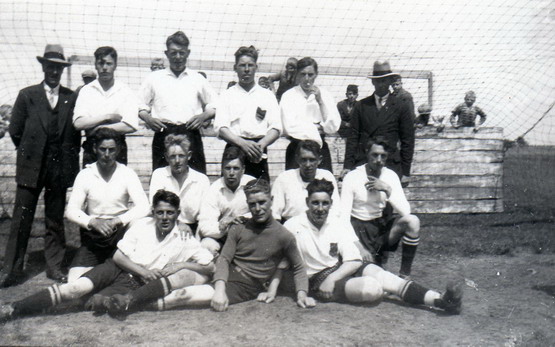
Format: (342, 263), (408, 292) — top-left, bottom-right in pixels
(0, 134), (462, 321)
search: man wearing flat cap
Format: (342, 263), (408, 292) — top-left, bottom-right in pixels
(342, 60), (415, 185)
(0, 44), (80, 287)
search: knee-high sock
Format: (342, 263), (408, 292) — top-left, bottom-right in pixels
(128, 277), (172, 309)
(12, 285), (63, 316)
(400, 235), (419, 276)
(399, 280), (439, 306)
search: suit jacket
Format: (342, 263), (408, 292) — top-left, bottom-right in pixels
(9, 83), (80, 188)
(343, 92), (415, 176)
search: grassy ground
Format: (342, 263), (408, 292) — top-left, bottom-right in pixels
(1, 146), (554, 346)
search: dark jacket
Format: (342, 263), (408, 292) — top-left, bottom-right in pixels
(343, 92), (415, 176)
(9, 83), (80, 188)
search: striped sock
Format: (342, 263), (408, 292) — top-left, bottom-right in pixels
(129, 277), (172, 309)
(400, 236), (420, 276)
(13, 285), (62, 316)
(399, 281), (428, 305)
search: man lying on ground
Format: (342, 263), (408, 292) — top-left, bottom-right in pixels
(0, 190), (214, 322)
(107, 179), (315, 314)
(262, 179), (462, 314)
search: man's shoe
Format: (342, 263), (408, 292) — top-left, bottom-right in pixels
(0, 272), (23, 288)
(46, 269), (68, 283)
(107, 294), (133, 314)
(435, 282), (463, 314)
(0, 304), (15, 323)
(84, 294), (112, 313)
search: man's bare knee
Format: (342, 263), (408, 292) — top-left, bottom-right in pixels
(345, 277), (383, 303)
(397, 214), (420, 238)
(59, 277), (94, 300)
(168, 269), (204, 289)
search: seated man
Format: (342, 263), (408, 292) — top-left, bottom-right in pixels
(197, 146), (255, 254)
(0, 190), (214, 321)
(66, 128), (150, 282)
(213, 45), (282, 181)
(149, 134), (210, 234)
(272, 179), (462, 314)
(341, 137), (420, 277)
(126, 179), (315, 313)
(272, 140), (340, 223)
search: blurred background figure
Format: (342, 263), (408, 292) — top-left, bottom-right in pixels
(268, 57), (298, 102)
(0, 104), (12, 139)
(415, 103), (432, 128)
(336, 84), (358, 138)
(76, 69), (97, 94)
(391, 75), (414, 115)
(150, 57), (165, 71)
(258, 76), (275, 93)
(450, 90), (487, 132)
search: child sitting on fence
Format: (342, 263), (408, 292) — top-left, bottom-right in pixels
(450, 91), (487, 131)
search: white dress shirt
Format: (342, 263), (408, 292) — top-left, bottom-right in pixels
(117, 217), (213, 270)
(271, 168), (341, 221)
(43, 83), (60, 108)
(65, 163), (150, 229)
(149, 166), (210, 225)
(284, 213), (361, 276)
(340, 165), (411, 221)
(197, 174), (254, 239)
(73, 80), (139, 133)
(280, 86), (340, 146)
(214, 84), (281, 139)
(139, 67), (218, 124)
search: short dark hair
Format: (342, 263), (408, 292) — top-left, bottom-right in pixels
(152, 189), (180, 210)
(166, 31), (190, 49)
(296, 57), (318, 74)
(307, 178), (334, 198)
(347, 84), (358, 94)
(295, 140), (321, 158)
(94, 46), (118, 64)
(93, 127), (124, 148)
(234, 46), (258, 64)
(164, 134), (191, 154)
(365, 136), (392, 153)
(244, 178), (271, 197)
(222, 146), (246, 167)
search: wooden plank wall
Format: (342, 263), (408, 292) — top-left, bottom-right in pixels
(0, 127), (504, 229)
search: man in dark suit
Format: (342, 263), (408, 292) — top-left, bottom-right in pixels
(342, 60), (415, 187)
(0, 44), (81, 287)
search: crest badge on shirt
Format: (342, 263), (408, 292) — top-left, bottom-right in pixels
(329, 242), (338, 257)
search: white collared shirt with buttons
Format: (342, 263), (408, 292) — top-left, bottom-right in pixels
(340, 165), (411, 222)
(197, 174), (255, 239)
(284, 213), (361, 276)
(43, 82), (60, 108)
(73, 79), (139, 133)
(65, 163), (150, 229)
(213, 84), (281, 139)
(280, 86), (341, 146)
(117, 217), (213, 270)
(271, 168), (341, 221)
(139, 67), (218, 124)
(149, 166), (211, 225)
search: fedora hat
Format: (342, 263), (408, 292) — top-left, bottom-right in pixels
(367, 60), (399, 79)
(36, 44), (72, 66)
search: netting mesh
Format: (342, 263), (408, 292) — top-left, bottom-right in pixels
(0, 0), (554, 143)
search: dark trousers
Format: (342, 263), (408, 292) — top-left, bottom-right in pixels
(224, 142), (269, 181)
(285, 137), (333, 173)
(3, 161), (66, 276)
(82, 135), (128, 168)
(152, 124), (206, 174)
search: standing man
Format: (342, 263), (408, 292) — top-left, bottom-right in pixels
(342, 60), (415, 186)
(139, 31), (218, 174)
(214, 45), (281, 181)
(73, 46), (139, 167)
(341, 138), (420, 277)
(0, 45), (81, 287)
(336, 84), (358, 138)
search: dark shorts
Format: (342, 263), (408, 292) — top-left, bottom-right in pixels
(285, 136), (333, 173)
(308, 262), (368, 302)
(82, 136), (128, 168)
(152, 124), (206, 174)
(224, 142), (269, 181)
(70, 226), (127, 268)
(82, 259), (144, 297)
(213, 265), (265, 305)
(350, 206), (399, 257)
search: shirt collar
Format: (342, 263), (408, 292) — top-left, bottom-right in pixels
(43, 82), (60, 94)
(374, 93), (389, 105)
(217, 174), (253, 193)
(235, 83), (261, 95)
(89, 79), (121, 94)
(89, 162), (122, 179)
(164, 66), (192, 78)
